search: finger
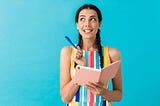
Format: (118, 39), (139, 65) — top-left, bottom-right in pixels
(76, 50), (83, 56)
(76, 54), (81, 59)
(85, 83), (95, 88)
(76, 51), (82, 56)
(72, 55), (78, 62)
(88, 82), (101, 88)
(76, 52), (83, 59)
(77, 50), (82, 55)
(77, 46), (81, 50)
(86, 82), (98, 90)
(85, 84), (101, 95)
(94, 82), (102, 88)
(85, 84), (96, 91)
(75, 51), (80, 56)
(76, 54), (82, 59)
(76, 46), (83, 53)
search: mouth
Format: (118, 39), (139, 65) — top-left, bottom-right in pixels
(83, 29), (93, 33)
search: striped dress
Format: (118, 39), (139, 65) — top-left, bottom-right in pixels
(68, 46), (112, 106)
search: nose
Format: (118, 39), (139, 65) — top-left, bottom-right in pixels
(85, 20), (91, 27)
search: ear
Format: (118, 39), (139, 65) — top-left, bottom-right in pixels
(99, 22), (102, 29)
(76, 23), (79, 30)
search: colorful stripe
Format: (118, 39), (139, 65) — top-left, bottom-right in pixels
(103, 46), (111, 105)
(88, 51), (95, 105)
(67, 46), (111, 106)
(75, 87), (80, 101)
(95, 51), (100, 103)
(103, 46), (108, 67)
(80, 48), (85, 103)
(83, 51), (88, 103)
(71, 48), (75, 79)
(103, 46), (109, 88)
(108, 102), (111, 106)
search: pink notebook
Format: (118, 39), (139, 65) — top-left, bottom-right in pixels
(74, 60), (121, 85)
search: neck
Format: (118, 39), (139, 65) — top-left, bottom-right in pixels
(82, 38), (97, 51)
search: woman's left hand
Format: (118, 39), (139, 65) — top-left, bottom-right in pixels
(85, 82), (106, 96)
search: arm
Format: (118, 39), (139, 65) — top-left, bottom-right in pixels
(102, 48), (122, 101)
(60, 46), (79, 103)
(60, 46), (86, 103)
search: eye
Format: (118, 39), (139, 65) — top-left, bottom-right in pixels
(90, 18), (97, 22)
(79, 18), (85, 22)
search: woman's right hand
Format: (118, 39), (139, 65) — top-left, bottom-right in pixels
(72, 46), (86, 66)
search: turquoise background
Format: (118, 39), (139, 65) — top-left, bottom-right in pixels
(0, 0), (159, 106)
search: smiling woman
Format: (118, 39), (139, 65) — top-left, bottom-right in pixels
(60, 4), (122, 106)
(76, 9), (100, 40)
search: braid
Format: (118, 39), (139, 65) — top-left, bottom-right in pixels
(96, 29), (104, 68)
(75, 31), (103, 68)
(74, 33), (82, 68)
(77, 33), (82, 48)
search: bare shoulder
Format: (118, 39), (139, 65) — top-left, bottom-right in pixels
(60, 46), (72, 56)
(108, 47), (121, 62)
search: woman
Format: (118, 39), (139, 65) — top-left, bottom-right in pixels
(60, 4), (122, 106)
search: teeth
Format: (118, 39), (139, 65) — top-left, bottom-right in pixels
(84, 30), (92, 33)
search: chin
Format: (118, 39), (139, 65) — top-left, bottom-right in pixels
(83, 36), (94, 39)
(80, 32), (95, 39)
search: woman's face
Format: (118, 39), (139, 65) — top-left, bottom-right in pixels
(76, 9), (101, 39)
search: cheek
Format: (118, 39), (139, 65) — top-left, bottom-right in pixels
(77, 22), (84, 27)
(78, 24), (84, 28)
(90, 22), (99, 28)
(94, 23), (100, 28)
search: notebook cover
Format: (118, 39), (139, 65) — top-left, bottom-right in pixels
(74, 66), (101, 85)
(74, 60), (121, 85)
(99, 60), (121, 82)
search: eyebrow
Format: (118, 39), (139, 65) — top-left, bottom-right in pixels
(79, 15), (86, 17)
(90, 15), (97, 18)
(79, 15), (97, 18)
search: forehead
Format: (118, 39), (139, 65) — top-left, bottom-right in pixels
(79, 9), (98, 17)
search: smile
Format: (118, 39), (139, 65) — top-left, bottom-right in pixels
(84, 29), (93, 33)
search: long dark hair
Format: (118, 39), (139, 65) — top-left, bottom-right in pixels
(75, 4), (104, 68)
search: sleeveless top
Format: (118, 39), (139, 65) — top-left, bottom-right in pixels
(67, 46), (112, 106)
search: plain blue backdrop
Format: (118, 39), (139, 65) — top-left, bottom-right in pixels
(0, 0), (160, 106)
